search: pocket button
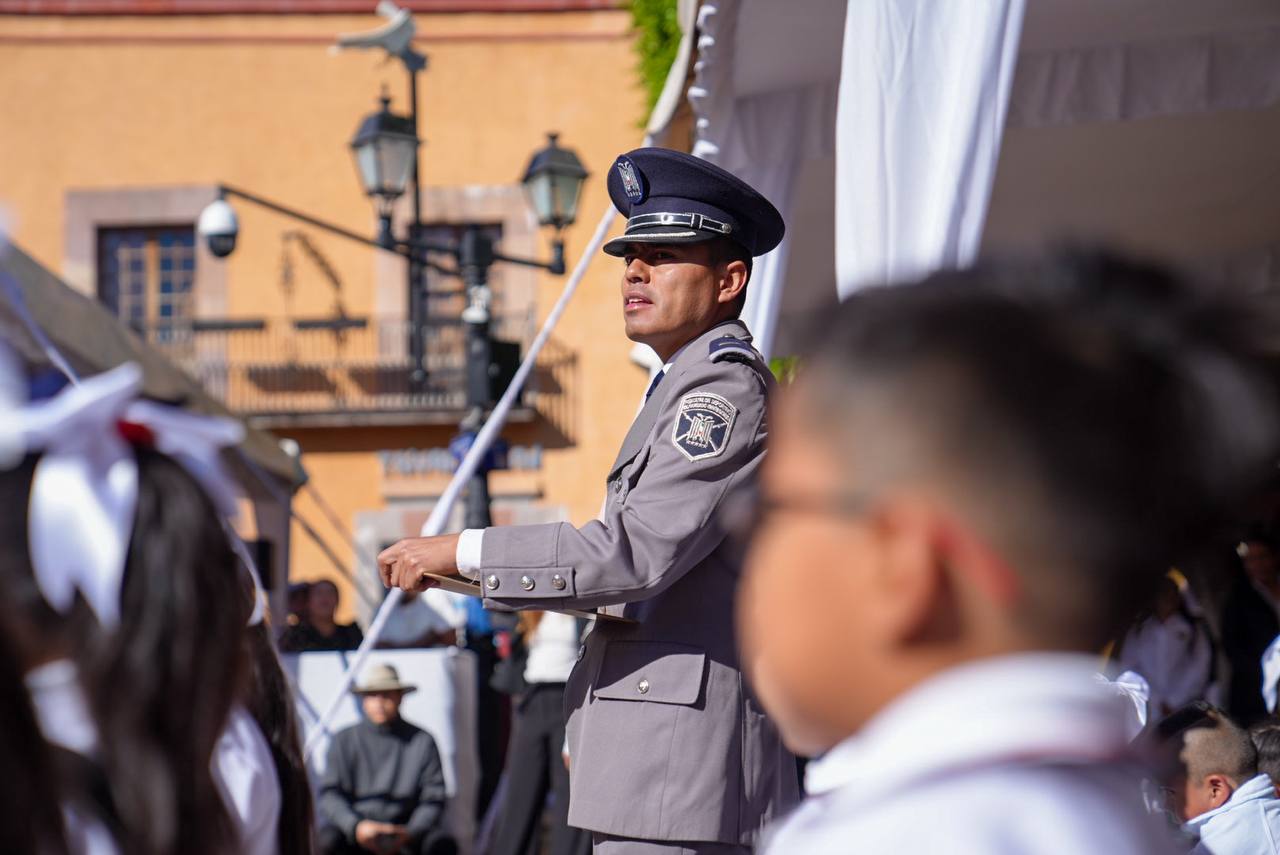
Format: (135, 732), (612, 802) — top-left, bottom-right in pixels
(637, 678), (650, 695)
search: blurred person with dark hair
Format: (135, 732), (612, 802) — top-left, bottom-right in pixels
(245, 622), (316, 855)
(0, 365), (283, 855)
(1250, 720), (1280, 798)
(319, 663), (453, 855)
(1154, 703), (1280, 852)
(740, 250), (1280, 854)
(281, 579), (364, 652)
(0, 453), (116, 854)
(86, 445), (265, 855)
(1224, 532), (1280, 724)
(1118, 574), (1217, 719)
(0, 605), (74, 855)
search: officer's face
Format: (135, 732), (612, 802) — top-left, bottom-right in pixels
(737, 383), (885, 755)
(620, 242), (733, 359)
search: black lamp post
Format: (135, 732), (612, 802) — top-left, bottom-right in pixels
(350, 92), (428, 388)
(350, 93), (420, 245)
(199, 109), (588, 533)
(450, 132), (588, 529)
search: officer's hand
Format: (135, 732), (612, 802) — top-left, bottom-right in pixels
(377, 535), (461, 592)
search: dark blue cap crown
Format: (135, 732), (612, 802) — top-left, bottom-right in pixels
(602, 147), (785, 258)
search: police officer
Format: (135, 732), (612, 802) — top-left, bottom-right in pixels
(379, 147), (799, 853)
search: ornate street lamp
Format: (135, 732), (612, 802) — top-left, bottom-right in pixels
(350, 93), (420, 242)
(521, 132), (589, 231)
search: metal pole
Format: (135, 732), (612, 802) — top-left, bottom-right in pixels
(460, 225), (495, 529)
(407, 64), (428, 390)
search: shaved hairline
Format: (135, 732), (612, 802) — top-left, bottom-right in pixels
(1183, 713), (1257, 784)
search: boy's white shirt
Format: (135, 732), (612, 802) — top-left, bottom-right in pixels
(1184, 773), (1280, 854)
(764, 653), (1183, 855)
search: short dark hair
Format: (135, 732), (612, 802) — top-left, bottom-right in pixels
(311, 579), (339, 597)
(797, 249), (1280, 646)
(708, 238), (753, 320)
(1154, 703), (1258, 783)
(1251, 720), (1280, 785)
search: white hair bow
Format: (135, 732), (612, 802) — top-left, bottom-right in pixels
(1095, 670), (1151, 741)
(1, 361), (263, 627)
(1262, 634), (1280, 714)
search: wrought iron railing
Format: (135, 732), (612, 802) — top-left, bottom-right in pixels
(134, 311), (552, 424)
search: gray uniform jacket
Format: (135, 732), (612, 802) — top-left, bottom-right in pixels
(477, 319), (799, 845)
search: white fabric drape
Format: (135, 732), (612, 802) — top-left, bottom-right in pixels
(1009, 24), (1280, 128)
(835, 0), (1026, 297)
(689, 0), (836, 358)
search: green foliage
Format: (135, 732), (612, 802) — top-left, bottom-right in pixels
(769, 356), (800, 385)
(630, 0), (682, 116)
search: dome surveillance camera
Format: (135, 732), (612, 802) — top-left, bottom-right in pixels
(197, 199), (239, 258)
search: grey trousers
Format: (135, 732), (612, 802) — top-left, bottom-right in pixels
(591, 833), (751, 854)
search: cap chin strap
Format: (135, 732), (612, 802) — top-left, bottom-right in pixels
(625, 211), (733, 236)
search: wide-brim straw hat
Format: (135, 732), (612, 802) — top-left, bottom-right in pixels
(352, 663), (417, 695)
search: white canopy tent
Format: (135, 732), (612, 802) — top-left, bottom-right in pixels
(654, 0), (1280, 358)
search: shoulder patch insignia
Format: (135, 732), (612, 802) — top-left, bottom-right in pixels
(672, 390), (737, 462)
(708, 335), (757, 365)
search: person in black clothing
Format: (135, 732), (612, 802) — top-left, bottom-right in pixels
(1222, 533), (1280, 725)
(280, 579), (363, 652)
(319, 663), (454, 855)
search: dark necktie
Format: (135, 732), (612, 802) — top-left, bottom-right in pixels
(645, 369), (666, 402)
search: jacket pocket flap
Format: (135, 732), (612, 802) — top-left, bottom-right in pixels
(592, 641), (706, 706)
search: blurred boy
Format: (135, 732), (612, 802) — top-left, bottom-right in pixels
(1156, 704), (1280, 853)
(738, 252), (1280, 853)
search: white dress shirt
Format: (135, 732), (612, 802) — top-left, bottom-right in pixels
(1185, 773), (1280, 854)
(524, 612), (581, 684)
(763, 654), (1183, 855)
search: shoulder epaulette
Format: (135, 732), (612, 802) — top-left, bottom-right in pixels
(708, 335), (759, 365)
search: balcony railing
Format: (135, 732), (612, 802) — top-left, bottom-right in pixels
(134, 312), (551, 427)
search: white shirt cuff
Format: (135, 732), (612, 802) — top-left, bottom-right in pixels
(455, 528), (485, 580)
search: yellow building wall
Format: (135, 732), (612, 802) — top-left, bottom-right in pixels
(0, 8), (652, 622)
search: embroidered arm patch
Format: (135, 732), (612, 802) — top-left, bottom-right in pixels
(672, 390), (737, 462)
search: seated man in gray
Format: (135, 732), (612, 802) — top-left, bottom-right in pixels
(319, 664), (454, 855)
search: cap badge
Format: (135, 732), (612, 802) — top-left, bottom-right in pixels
(616, 156), (647, 204)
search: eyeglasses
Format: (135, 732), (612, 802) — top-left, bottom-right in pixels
(719, 483), (873, 545)
(720, 482), (1024, 605)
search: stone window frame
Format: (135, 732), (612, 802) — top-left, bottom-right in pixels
(64, 184), (227, 318)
